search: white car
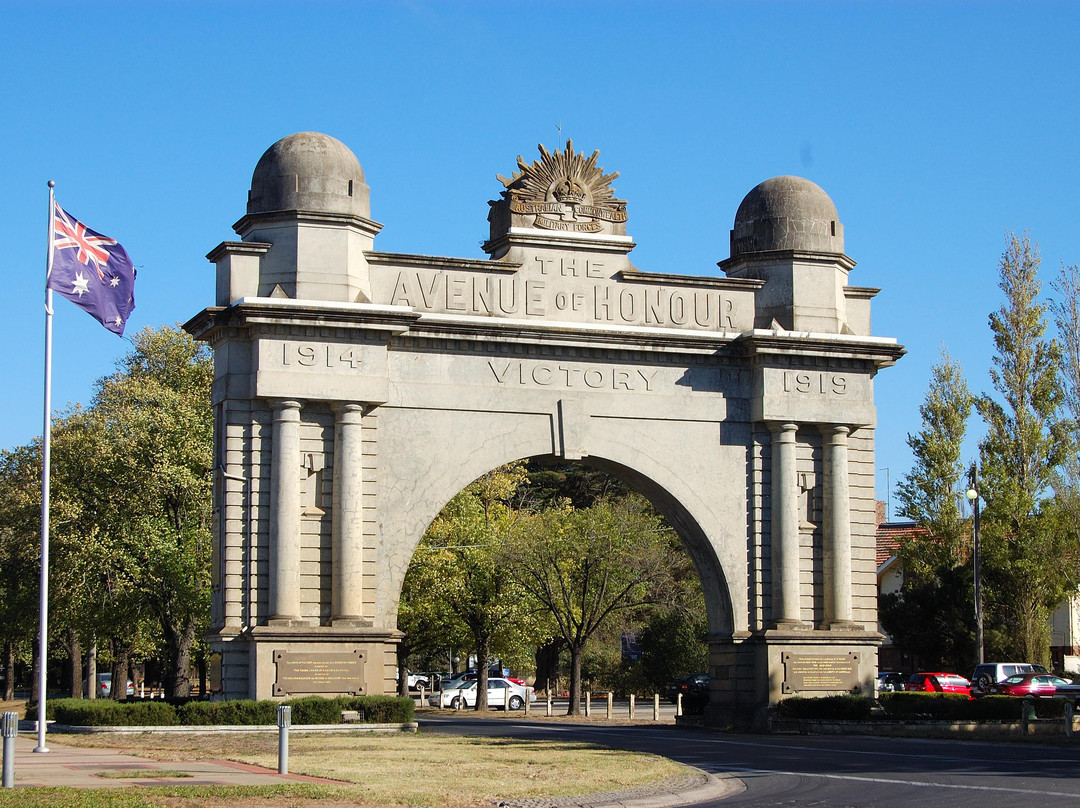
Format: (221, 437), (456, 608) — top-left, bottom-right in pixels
(430, 677), (535, 710)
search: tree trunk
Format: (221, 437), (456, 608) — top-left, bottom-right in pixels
(87, 641), (98, 700)
(169, 621), (196, 698)
(566, 644), (584, 716)
(198, 654), (208, 697)
(533, 639), (562, 696)
(111, 645), (129, 701)
(475, 642), (489, 711)
(397, 653), (409, 698)
(3, 642), (14, 701)
(30, 643), (39, 705)
(67, 631), (83, 698)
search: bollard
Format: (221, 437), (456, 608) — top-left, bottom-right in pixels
(1066, 701), (1075, 738)
(606, 691), (613, 720)
(2, 712), (17, 788)
(524, 693), (530, 716)
(653, 693), (660, 721)
(546, 695), (552, 717)
(585, 692), (591, 717)
(419, 684), (425, 705)
(629, 694), (636, 720)
(1021, 699), (1035, 735)
(676, 693), (683, 717)
(277, 705), (291, 775)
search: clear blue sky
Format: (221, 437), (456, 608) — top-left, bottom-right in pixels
(4, 1), (1078, 517)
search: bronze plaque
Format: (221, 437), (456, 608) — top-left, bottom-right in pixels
(273, 650), (365, 696)
(782, 652), (859, 693)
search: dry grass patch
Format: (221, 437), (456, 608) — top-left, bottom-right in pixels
(55, 732), (688, 806)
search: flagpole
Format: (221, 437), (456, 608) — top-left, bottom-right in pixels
(36, 181), (55, 754)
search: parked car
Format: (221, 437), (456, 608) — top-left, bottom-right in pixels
(440, 670), (525, 691)
(985, 673), (1073, 697)
(430, 677), (536, 710)
(83, 673), (135, 698)
(904, 672), (971, 695)
(406, 671), (430, 691)
(663, 673), (710, 704)
(969, 662), (1048, 691)
(876, 671), (906, 693)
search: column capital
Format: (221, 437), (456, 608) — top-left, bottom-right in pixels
(331, 401), (367, 420)
(270, 399), (303, 416)
(767, 421), (799, 437)
(819, 423), (852, 439)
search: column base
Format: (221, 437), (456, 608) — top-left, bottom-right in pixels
(770, 619), (811, 630)
(267, 617), (311, 628)
(822, 620), (862, 631)
(331, 617), (373, 628)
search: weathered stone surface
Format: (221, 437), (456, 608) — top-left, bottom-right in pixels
(187, 136), (904, 724)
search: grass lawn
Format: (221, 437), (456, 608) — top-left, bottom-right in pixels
(13, 730), (691, 807)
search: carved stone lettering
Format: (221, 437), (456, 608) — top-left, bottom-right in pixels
(278, 341), (366, 370)
(488, 360), (658, 392)
(273, 650), (365, 696)
(782, 652), (859, 692)
(387, 268), (739, 330)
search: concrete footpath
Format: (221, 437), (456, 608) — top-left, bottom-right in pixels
(5, 732), (341, 788)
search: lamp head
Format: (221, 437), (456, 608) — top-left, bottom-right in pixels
(966, 488), (978, 501)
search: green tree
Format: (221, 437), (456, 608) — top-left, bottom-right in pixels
(1049, 262), (1080, 600)
(59, 326), (214, 697)
(0, 443), (45, 699)
(406, 463), (541, 709)
(880, 349), (976, 670)
(504, 494), (675, 715)
(978, 232), (1074, 665)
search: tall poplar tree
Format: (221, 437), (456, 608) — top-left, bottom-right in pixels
(881, 349), (975, 670)
(978, 231), (1073, 664)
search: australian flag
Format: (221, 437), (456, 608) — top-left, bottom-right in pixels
(47, 202), (136, 336)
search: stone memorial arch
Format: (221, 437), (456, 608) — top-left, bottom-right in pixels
(185, 132), (904, 726)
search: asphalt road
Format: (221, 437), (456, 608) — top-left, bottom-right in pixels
(420, 714), (1080, 807)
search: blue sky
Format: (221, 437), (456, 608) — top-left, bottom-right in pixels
(4, 1), (1078, 517)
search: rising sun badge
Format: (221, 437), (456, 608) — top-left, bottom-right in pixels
(497, 140), (628, 233)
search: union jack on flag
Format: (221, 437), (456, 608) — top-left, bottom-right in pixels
(47, 202), (136, 336)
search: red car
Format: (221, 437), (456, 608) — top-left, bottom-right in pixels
(904, 672), (972, 695)
(987, 673), (1073, 697)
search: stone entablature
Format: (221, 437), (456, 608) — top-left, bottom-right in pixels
(187, 134), (904, 725)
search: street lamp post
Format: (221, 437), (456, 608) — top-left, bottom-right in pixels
(966, 464), (985, 665)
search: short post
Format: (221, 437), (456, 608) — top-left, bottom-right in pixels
(276, 705), (291, 775)
(629, 694), (636, 720)
(676, 693), (683, 717)
(2, 712), (18, 788)
(606, 691), (613, 719)
(1065, 701), (1075, 738)
(585, 691), (591, 717)
(419, 684), (425, 705)
(653, 693), (660, 721)
(546, 695), (552, 717)
(1021, 699), (1035, 735)
(524, 692), (530, 716)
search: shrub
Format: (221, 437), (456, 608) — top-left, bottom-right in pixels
(175, 699), (277, 726)
(52, 699), (179, 727)
(51, 694), (415, 726)
(775, 695), (873, 721)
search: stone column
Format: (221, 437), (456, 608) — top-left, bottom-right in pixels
(332, 403), (366, 625)
(770, 422), (803, 626)
(268, 399), (303, 624)
(823, 425), (854, 627)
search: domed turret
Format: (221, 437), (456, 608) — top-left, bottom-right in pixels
(247, 132), (370, 219)
(730, 176), (842, 257)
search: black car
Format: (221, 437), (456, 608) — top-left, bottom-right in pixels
(663, 673), (710, 704)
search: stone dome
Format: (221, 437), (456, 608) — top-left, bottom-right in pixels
(247, 132), (370, 218)
(730, 176), (843, 257)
